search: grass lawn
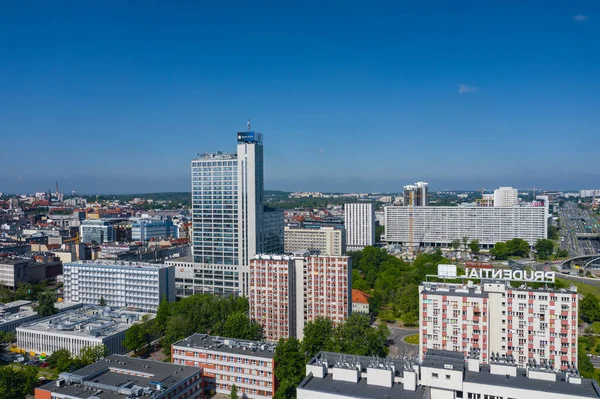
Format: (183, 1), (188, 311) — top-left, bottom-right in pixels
(558, 278), (600, 297)
(404, 334), (419, 345)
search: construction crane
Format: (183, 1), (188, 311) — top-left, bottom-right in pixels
(407, 189), (434, 258)
(516, 187), (543, 198)
(63, 234), (80, 245)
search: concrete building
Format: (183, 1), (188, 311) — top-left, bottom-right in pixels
(0, 301), (82, 333)
(494, 186), (519, 207)
(16, 306), (148, 357)
(344, 203), (375, 250)
(191, 130), (277, 296)
(384, 205), (547, 248)
(172, 333), (277, 399)
(420, 280), (578, 369)
(131, 217), (174, 243)
(297, 350), (600, 399)
(167, 255), (239, 297)
(0, 256), (62, 289)
(284, 226), (346, 256)
(63, 260), (175, 313)
(262, 208), (284, 254)
(249, 253), (351, 342)
(351, 289), (370, 314)
(35, 354), (202, 399)
(80, 219), (116, 244)
(404, 181), (429, 207)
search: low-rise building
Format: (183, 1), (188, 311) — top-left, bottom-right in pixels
(167, 255), (240, 297)
(0, 256), (62, 289)
(284, 226), (346, 256)
(172, 333), (277, 399)
(351, 289), (370, 314)
(297, 350), (600, 399)
(35, 354), (202, 399)
(63, 260), (175, 313)
(0, 301), (82, 333)
(16, 306), (148, 357)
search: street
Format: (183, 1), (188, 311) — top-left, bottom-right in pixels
(386, 324), (419, 360)
(557, 202), (600, 258)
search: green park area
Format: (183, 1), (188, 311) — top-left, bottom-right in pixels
(404, 334), (419, 345)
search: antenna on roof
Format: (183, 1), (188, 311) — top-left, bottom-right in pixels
(247, 119), (251, 132)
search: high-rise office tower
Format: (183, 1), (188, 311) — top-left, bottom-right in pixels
(344, 203), (375, 250)
(191, 128), (268, 296)
(493, 186), (518, 207)
(403, 181), (428, 206)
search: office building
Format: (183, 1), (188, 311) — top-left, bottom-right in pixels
(0, 301), (82, 333)
(494, 186), (519, 207)
(191, 129), (277, 295)
(79, 219), (116, 244)
(420, 280), (578, 369)
(0, 256), (62, 289)
(172, 333), (277, 399)
(580, 190), (600, 198)
(297, 350), (599, 399)
(167, 255), (239, 297)
(16, 306), (147, 357)
(262, 208), (284, 254)
(284, 226), (346, 256)
(35, 355), (202, 399)
(249, 253), (351, 342)
(131, 217), (174, 243)
(63, 260), (175, 313)
(476, 193), (495, 207)
(404, 181), (429, 207)
(344, 203), (375, 250)
(384, 205), (547, 247)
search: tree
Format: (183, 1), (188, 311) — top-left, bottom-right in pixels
(329, 315), (389, 357)
(535, 239), (554, 260)
(579, 347), (595, 379)
(505, 238), (530, 258)
(154, 295), (171, 334)
(0, 366), (38, 399)
(490, 242), (508, 260)
(222, 311), (262, 341)
(580, 294), (600, 323)
(99, 296), (107, 306)
(548, 225), (559, 240)
(469, 240), (480, 254)
(402, 312), (418, 327)
(274, 338), (306, 399)
(375, 225), (385, 243)
(79, 345), (108, 366)
(230, 384), (238, 399)
(36, 291), (57, 317)
(302, 317), (334, 359)
(462, 237), (469, 251)
(124, 323), (145, 353)
(47, 348), (74, 372)
(556, 249), (569, 258)
(450, 239), (461, 250)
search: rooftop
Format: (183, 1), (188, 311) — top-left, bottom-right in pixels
(192, 151), (237, 161)
(16, 306), (146, 338)
(351, 289), (370, 305)
(66, 260), (171, 270)
(173, 333), (276, 358)
(421, 281), (577, 296)
(299, 373), (425, 399)
(38, 354), (200, 399)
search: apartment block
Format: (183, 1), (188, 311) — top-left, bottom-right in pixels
(284, 226), (346, 256)
(172, 333), (276, 399)
(420, 281), (578, 369)
(63, 260), (175, 313)
(35, 355), (202, 399)
(249, 253), (351, 342)
(384, 205), (547, 247)
(344, 203), (375, 250)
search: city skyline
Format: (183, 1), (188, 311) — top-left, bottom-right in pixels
(1, 2), (598, 193)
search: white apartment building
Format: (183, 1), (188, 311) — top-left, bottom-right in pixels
(384, 205), (547, 247)
(344, 203), (375, 250)
(297, 350), (599, 399)
(171, 333), (277, 399)
(63, 260), (175, 313)
(494, 186), (519, 207)
(404, 181), (429, 207)
(284, 226), (346, 256)
(249, 253), (351, 342)
(420, 281), (578, 370)
(16, 306), (147, 357)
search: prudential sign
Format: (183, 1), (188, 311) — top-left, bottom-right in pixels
(464, 268), (556, 283)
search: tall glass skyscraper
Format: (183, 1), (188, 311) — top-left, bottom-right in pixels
(191, 130), (273, 295)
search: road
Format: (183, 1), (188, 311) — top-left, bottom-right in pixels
(558, 202), (600, 258)
(386, 325), (419, 360)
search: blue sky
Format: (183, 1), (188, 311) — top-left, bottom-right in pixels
(1, 1), (598, 194)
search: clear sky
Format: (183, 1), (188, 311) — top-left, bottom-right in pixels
(1, 1), (598, 194)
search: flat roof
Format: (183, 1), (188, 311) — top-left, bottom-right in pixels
(65, 260), (170, 270)
(173, 333), (276, 359)
(421, 349), (465, 370)
(17, 306), (145, 338)
(38, 354), (200, 399)
(299, 373), (425, 399)
(465, 365), (600, 398)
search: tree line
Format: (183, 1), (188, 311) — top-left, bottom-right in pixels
(489, 237), (568, 260)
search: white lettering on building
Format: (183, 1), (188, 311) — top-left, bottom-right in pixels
(464, 268), (555, 283)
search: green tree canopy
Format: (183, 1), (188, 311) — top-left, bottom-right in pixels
(535, 239), (555, 260)
(580, 294), (600, 323)
(99, 296), (107, 306)
(469, 239), (480, 254)
(230, 384), (238, 399)
(505, 238), (530, 258)
(0, 366), (38, 399)
(222, 312), (262, 341)
(47, 348), (74, 372)
(79, 345), (108, 366)
(451, 239), (461, 250)
(301, 317), (334, 359)
(124, 323), (145, 353)
(36, 291), (58, 317)
(274, 338), (305, 399)
(329, 315), (389, 357)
